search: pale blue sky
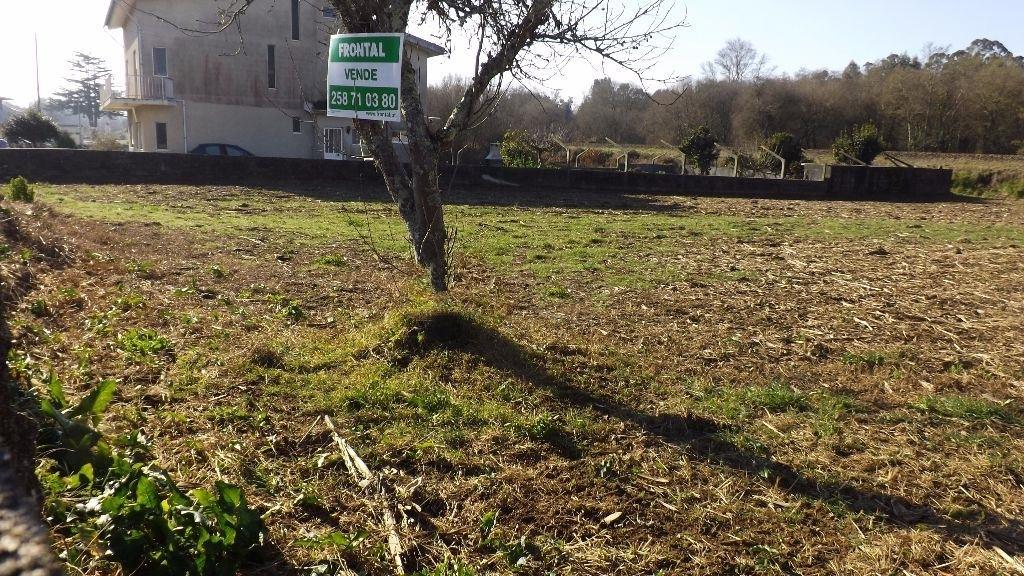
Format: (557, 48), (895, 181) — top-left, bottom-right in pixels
(0, 0), (1020, 107)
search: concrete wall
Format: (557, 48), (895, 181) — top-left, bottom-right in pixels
(0, 149), (954, 201)
(124, 0), (327, 110)
(183, 101), (314, 158)
(827, 166), (953, 198)
(131, 103), (186, 153)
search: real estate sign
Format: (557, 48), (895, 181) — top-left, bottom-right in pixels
(327, 33), (405, 121)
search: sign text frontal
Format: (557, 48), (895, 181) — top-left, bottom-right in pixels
(327, 33), (405, 121)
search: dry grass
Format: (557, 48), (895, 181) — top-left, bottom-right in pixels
(3, 183), (1024, 575)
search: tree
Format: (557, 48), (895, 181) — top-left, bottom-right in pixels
(703, 38), (771, 82)
(678, 125), (719, 175)
(759, 132), (803, 177)
(833, 123), (884, 165)
(51, 52), (115, 128)
(1, 110), (61, 147)
(321, 0), (683, 291)
(499, 129), (541, 167)
(574, 78), (651, 143)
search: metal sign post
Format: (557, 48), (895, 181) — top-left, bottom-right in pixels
(327, 33), (405, 121)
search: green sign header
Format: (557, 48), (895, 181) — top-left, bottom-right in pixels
(329, 35), (402, 64)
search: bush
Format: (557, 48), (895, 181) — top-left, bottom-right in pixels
(499, 129), (541, 168)
(575, 148), (613, 168)
(53, 130), (77, 149)
(952, 170), (1024, 198)
(8, 176), (34, 202)
(832, 123), (885, 165)
(1, 109), (61, 147)
(679, 125), (720, 175)
(90, 132), (128, 151)
(760, 132), (805, 177)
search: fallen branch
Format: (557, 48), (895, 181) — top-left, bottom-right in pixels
(324, 416), (405, 575)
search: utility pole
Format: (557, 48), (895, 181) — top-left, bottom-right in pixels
(35, 34), (42, 112)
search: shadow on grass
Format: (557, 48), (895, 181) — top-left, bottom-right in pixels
(252, 179), (703, 214)
(400, 309), (1024, 555)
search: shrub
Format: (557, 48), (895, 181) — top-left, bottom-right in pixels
(760, 132), (805, 177)
(679, 125), (720, 175)
(90, 132), (127, 151)
(499, 129), (541, 168)
(8, 176), (35, 202)
(952, 170), (1024, 198)
(53, 130), (77, 149)
(832, 123), (885, 165)
(1, 109), (61, 147)
(575, 148), (613, 168)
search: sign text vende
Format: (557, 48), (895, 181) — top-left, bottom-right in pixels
(327, 33), (404, 121)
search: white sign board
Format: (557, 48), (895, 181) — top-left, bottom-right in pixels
(327, 33), (405, 121)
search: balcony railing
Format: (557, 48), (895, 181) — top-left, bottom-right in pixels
(101, 74), (175, 105)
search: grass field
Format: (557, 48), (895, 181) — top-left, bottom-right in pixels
(4, 182), (1024, 574)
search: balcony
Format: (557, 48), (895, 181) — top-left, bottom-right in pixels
(100, 75), (176, 111)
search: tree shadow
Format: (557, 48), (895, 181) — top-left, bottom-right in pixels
(250, 180), (707, 214)
(402, 310), (1024, 555)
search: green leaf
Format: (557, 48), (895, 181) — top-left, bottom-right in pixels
(46, 372), (67, 407)
(77, 463), (95, 485)
(91, 380), (118, 415)
(191, 489), (216, 507)
(215, 482), (243, 508)
(71, 379), (117, 419)
(135, 475), (160, 508)
(101, 494), (126, 515)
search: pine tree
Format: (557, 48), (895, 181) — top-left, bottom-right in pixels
(52, 52), (113, 128)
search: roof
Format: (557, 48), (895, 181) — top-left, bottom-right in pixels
(105, 0), (446, 58)
(105, 0), (136, 29)
(406, 35), (446, 58)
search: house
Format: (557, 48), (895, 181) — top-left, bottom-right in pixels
(101, 0), (444, 158)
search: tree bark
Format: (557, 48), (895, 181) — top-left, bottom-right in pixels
(352, 42), (449, 292)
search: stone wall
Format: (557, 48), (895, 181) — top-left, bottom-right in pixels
(0, 149), (953, 201)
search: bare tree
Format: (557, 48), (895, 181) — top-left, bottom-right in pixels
(703, 38), (770, 82)
(127, 0), (681, 291)
(327, 0), (682, 291)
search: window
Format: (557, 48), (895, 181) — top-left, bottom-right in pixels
(155, 122), (168, 150)
(291, 0), (300, 40)
(322, 7), (336, 18)
(267, 45), (276, 89)
(153, 47), (167, 77)
(292, 117), (302, 134)
(225, 145), (248, 156)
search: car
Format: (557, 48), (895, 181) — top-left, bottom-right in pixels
(0, 138), (9, 149)
(189, 143), (254, 157)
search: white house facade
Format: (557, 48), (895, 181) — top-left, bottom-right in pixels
(101, 0), (444, 158)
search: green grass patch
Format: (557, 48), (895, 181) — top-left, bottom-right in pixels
(842, 350), (891, 369)
(952, 170), (1024, 198)
(116, 328), (172, 362)
(913, 395), (1017, 423)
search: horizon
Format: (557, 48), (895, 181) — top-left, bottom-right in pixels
(0, 0), (1021, 108)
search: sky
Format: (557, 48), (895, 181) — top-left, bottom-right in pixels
(0, 0), (1022, 108)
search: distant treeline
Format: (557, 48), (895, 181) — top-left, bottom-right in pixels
(428, 38), (1024, 155)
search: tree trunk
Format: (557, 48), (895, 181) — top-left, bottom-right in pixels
(352, 45), (449, 293)
(353, 121), (448, 293)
